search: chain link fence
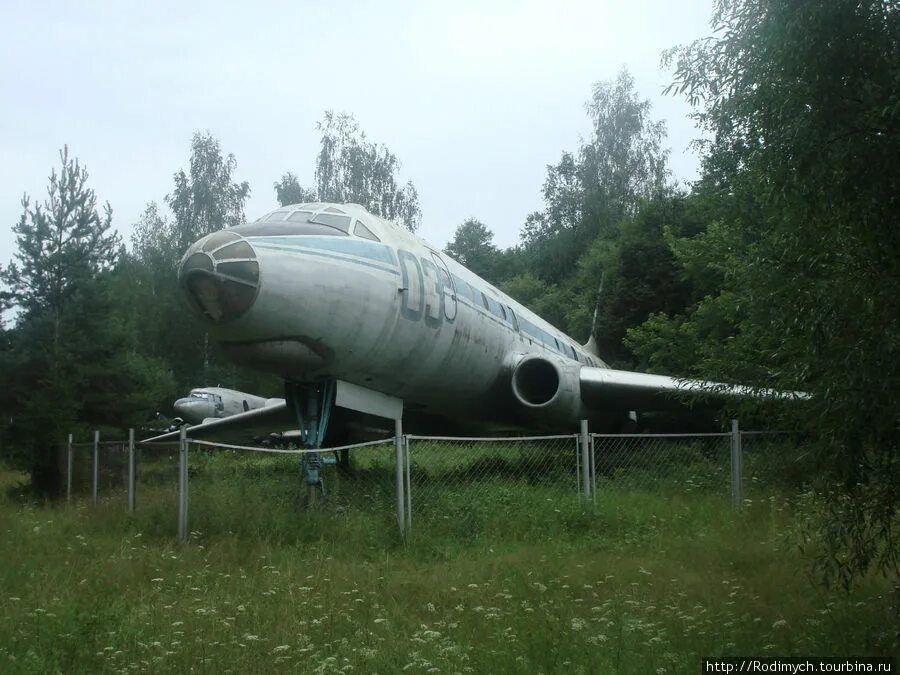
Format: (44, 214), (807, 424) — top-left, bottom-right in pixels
(133, 440), (181, 534)
(740, 431), (811, 502)
(182, 438), (399, 538)
(67, 437), (130, 506)
(63, 425), (800, 539)
(405, 435), (580, 534)
(591, 433), (733, 497)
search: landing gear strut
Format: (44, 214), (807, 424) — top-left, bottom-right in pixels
(285, 380), (337, 507)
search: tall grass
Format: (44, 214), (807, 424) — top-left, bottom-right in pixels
(0, 445), (895, 674)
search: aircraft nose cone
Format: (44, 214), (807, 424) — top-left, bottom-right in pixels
(179, 230), (260, 323)
(173, 397), (214, 424)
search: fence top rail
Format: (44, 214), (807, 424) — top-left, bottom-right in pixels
(740, 430), (798, 436)
(592, 432), (731, 439)
(322, 437), (395, 452)
(190, 437), (394, 454)
(72, 440), (130, 446)
(407, 434), (577, 442)
(136, 439), (181, 447)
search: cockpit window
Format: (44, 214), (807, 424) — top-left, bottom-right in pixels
(354, 220), (380, 242)
(310, 213), (351, 232)
(237, 207), (357, 237)
(231, 221), (349, 237)
(287, 210), (314, 222)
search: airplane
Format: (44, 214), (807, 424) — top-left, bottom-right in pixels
(144, 202), (802, 494)
(172, 386), (285, 426)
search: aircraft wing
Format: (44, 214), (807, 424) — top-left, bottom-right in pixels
(140, 401), (295, 445)
(579, 366), (804, 412)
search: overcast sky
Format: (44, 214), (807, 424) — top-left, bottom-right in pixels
(0, 0), (713, 265)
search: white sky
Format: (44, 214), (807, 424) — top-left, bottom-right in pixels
(0, 0), (713, 263)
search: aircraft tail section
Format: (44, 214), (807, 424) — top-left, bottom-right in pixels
(581, 273), (609, 366)
(581, 333), (610, 368)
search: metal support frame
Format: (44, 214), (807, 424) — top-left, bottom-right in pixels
(590, 433), (596, 504)
(404, 435), (412, 532)
(287, 381), (337, 506)
(66, 433), (73, 502)
(730, 419), (743, 508)
(92, 430), (99, 504)
(178, 426), (189, 541)
(394, 418), (405, 534)
(575, 434), (581, 494)
(580, 420), (591, 500)
(128, 428), (136, 514)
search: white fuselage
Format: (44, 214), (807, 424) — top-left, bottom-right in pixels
(179, 203), (606, 430)
(174, 386), (274, 425)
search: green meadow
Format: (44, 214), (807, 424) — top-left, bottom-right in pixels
(0, 446), (895, 674)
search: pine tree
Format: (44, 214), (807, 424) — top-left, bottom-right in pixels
(1, 147), (122, 497)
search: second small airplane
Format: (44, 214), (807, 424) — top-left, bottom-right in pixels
(173, 386), (285, 426)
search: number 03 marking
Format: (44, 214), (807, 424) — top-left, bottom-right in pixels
(398, 249), (456, 328)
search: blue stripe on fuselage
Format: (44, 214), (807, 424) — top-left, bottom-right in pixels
(250, 235), (400, 275)
(250, 235), (396, 264)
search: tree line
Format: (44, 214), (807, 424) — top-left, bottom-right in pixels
(1, 0), (896, 586)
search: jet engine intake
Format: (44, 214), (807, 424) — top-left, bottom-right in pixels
(509, 354), (583, 422)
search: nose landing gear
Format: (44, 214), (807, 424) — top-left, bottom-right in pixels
(285, 380), (337, 507)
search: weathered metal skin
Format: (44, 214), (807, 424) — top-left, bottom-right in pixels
(179, 203), (605, 430)
(176, 202), (802, 434)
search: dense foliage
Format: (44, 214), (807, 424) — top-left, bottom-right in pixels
(275, 111), (422, 232)
(649, 0), (899, 587)
(0, 149), (171, 496)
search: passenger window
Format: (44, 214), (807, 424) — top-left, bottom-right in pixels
(455, 277), (474, 303)
(507, 306), (519, 331)
(487, 297), (505, 320)
(354, 220), (381, 242)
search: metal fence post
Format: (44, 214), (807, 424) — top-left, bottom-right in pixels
(128, 428), (136, 514)
(730, 419), (743, 508)
(404, 435), (412, 533)
(394, 418), (405, 535)
(590, 433), (597, 504)
(92, 430), (99, 505)
(178, 427), (188, 541)
(580, 420), (591, 500)
(66, 433), (73, 503)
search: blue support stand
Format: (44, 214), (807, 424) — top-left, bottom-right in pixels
(286, 380), (336, 506)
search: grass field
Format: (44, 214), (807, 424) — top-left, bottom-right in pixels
(0, 446), (896, 674)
